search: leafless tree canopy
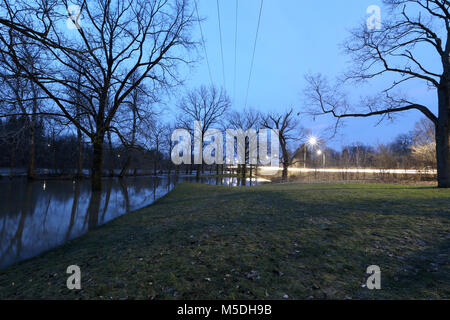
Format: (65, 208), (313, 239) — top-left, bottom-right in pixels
(177, 85), (231, 134)
(0, 0), (196, 189)
(0, 0), (194, 134)
(261, 108), (306, 180)
(176, 85), (230, 177)
(304, 0), (450, 187)
(305, 0), (450, 122)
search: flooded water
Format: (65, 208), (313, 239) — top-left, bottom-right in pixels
(0, 175), (267, 270)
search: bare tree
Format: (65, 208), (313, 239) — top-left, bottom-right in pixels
(177, 85), (231, 178)
(304, 0), (450, 187)
(227, 108), (261, 179)
(261, 108), (305, 181)
(0, 0), (195, 190)
(114, 73), (158, 177)
(163, 122), (176, 175)
(148, 122), (166, 176)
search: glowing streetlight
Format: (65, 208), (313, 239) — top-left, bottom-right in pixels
(308, 136), (318, 146)
(317, 150), (322, 156)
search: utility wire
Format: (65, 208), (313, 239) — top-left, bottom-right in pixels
(216, 0), (226, 88)
(233, 0), (239, 104)
(245, 0), (264, 109)
(194, 0), (214, 87)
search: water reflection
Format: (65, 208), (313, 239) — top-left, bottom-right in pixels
(0, 176), (267, 269)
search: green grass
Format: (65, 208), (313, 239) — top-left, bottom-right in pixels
(0, 183), (449, 300)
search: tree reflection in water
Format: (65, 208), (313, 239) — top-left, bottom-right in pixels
(0, 176), (267, 269)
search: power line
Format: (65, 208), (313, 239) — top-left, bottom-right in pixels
(245, 0), (264, 109)
(233, 0), (239, 104)
(216, 0), (226, 88)
(194, 0), (214, 87)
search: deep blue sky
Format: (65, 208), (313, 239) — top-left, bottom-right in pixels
(176, 0), (438, 149)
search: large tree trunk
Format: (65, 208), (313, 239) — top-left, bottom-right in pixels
(196, 164), (201, 179)
(92, 137), (104, 191)
(282, 161), (289, 181)
(435, 123), (449, 188)
(436, 83), (450, 188)
(120, 156), (131, 178)
(107, 131), (114, 177)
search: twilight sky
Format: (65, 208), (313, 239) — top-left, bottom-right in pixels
(173, 0), (439, 149)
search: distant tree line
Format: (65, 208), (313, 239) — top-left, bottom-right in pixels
(291, 118), (436, 171)
(0, 78), (437, 183)
(0, 115), (170, 178)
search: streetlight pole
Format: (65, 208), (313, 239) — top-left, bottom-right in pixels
(317, 150), (325, 168)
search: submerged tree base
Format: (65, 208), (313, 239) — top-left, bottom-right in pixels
(0, 183), (449, 299)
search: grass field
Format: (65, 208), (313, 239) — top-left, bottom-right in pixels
(0, 183), (449, 299)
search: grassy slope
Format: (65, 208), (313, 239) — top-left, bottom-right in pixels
(0, 183), (449, 300)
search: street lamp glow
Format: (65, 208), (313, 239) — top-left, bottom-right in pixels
(308, 136), (318, 146)
(317, 150), (322, 155)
